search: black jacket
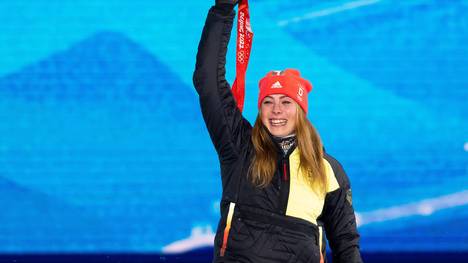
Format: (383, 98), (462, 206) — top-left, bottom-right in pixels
(193, 6), (362, 263)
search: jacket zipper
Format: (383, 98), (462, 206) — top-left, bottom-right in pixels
(279, 158), (290, 214)
(282, 159), (288, 181)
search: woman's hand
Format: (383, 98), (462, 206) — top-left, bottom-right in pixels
(215, 0), (238, 6)
(214, 0), (238, 15)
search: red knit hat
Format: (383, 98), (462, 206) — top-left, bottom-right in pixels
(258, 69), (313, 113)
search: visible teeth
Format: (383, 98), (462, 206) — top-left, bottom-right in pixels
(270, 119), (286, 126)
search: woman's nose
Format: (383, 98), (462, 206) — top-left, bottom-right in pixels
(272, 102), (282, 114)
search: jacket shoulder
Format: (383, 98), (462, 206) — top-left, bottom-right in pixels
(323, 152), (351, 189)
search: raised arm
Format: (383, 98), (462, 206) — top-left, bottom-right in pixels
(193, 1), (251, 164)
(321, 154), (363, 263)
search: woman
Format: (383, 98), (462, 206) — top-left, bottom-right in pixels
(193, 1), (362, 262)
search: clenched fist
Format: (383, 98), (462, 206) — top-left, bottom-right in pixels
(216, 0), (238, 6)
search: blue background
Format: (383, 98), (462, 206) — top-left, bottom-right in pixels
(0, 0), (467, 256)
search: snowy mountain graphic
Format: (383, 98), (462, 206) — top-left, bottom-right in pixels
(0, 31), (198, 121)
(0, 31), (220, 252)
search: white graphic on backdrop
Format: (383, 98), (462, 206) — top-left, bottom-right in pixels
(278, 0), (381, 26)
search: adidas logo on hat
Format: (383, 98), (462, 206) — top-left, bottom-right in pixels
(271, 81), (283, 89)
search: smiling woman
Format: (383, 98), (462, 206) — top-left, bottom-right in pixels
(257, 69), (311, 140)
(260, 94), (298, 137)
(193, 1), (362, 262)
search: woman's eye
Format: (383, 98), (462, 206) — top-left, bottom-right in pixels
(263, 101), (272, 105)
(282, 101), (292, 104)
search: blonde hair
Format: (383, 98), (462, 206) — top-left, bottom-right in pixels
(249, 105), (327, 193)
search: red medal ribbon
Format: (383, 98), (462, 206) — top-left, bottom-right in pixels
(232, 0), (253, 113)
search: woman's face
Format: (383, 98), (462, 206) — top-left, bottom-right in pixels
(260, 94), (297, 137)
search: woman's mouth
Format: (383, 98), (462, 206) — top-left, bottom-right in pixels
(270, 119), (287, 126)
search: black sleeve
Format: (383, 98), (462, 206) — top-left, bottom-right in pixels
(321, 154), (363, 263)
(193, 6), (252, 165)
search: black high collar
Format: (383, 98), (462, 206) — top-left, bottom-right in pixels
(270, 133), (297, 157)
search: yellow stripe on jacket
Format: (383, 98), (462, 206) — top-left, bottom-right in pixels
(286, 149), (339, 224)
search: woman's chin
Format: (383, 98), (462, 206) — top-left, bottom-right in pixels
(267, 127), (292, 137)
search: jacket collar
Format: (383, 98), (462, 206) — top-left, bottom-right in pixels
(267, 131), (297, 158)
